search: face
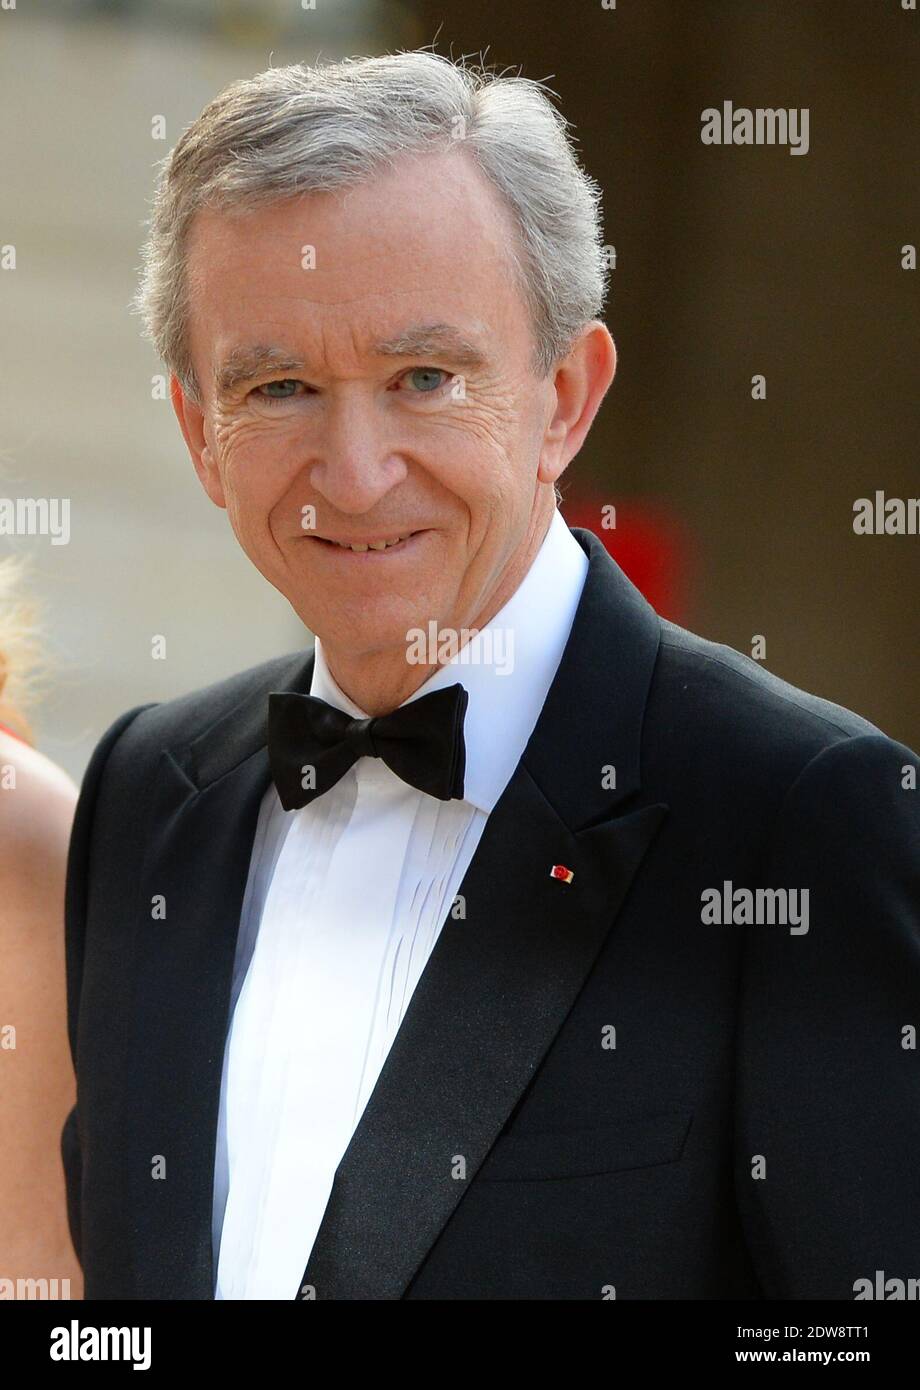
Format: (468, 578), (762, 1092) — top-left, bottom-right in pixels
(174, 147), (606, 680)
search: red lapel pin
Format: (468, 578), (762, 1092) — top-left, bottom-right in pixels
(550, 864), (574, 884)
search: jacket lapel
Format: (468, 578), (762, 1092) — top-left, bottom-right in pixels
(300, 528), (669, 1299)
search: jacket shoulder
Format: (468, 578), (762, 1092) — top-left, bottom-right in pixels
(651, 618), (886, 777)
(92, 647), (313, 772)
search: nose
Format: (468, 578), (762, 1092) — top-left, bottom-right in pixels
(306, 392), (408, 514)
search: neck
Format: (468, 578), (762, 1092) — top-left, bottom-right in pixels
(322, 499), (556, 715)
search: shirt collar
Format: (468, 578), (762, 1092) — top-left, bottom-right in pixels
(310, 508), (588, 813)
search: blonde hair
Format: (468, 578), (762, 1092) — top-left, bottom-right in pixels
(0, 555), (41, 745)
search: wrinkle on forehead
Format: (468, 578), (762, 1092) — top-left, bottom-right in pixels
(185, 147), (533, 392)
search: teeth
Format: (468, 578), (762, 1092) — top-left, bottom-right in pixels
(331, 534), (410, 552)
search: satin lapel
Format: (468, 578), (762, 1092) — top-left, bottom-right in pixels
(301, 773), (666, 1301)
(125, 648), (314, 1299)
(301, 527), (670, 1300)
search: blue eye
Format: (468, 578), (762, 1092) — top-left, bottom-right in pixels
(405, 367), (449, 393)
(251, 369), (451, 407)
(256, 379), (302, 403)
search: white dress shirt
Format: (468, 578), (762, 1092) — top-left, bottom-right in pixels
(211, 508), (588, 1299)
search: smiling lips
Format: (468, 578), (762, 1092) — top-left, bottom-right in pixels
(313, 531), (417, 553)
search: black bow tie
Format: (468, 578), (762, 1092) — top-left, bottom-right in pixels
(267, 683), (469, 811)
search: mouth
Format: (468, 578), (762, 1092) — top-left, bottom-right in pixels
(309, 530), (423, 555)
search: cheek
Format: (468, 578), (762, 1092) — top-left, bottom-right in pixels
(211, 412), (274, 474)
(468, 391), (534, 471)
(428, 407), (518, 502)
(448, 410), (534, 520)
(211, 416), (293, 528)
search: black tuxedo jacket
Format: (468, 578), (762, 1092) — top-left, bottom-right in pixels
(61, 526), (920, 1299)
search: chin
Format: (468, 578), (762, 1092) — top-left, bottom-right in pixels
(299, 600), (435, 660)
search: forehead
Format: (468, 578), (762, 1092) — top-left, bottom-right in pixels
(184, 148), (533, 375)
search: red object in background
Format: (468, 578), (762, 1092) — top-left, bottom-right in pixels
(560, 495), (696, 625)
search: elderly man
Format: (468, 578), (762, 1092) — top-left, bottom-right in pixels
(62, 51), (919, 1301)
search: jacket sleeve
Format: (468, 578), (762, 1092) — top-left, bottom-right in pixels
(60, 703), (157, 1269)
(733, 731), (920, 1299)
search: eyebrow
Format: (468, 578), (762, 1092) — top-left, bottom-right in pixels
(213, 323), (489, 396)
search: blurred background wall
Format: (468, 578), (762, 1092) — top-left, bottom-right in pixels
(1, 0), (917, 780)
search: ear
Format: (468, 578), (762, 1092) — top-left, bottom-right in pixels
(537, 323), (617, 487)
(169, 375), (227, 509)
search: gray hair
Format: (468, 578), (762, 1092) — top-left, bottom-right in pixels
(131, 49), (609, 406)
